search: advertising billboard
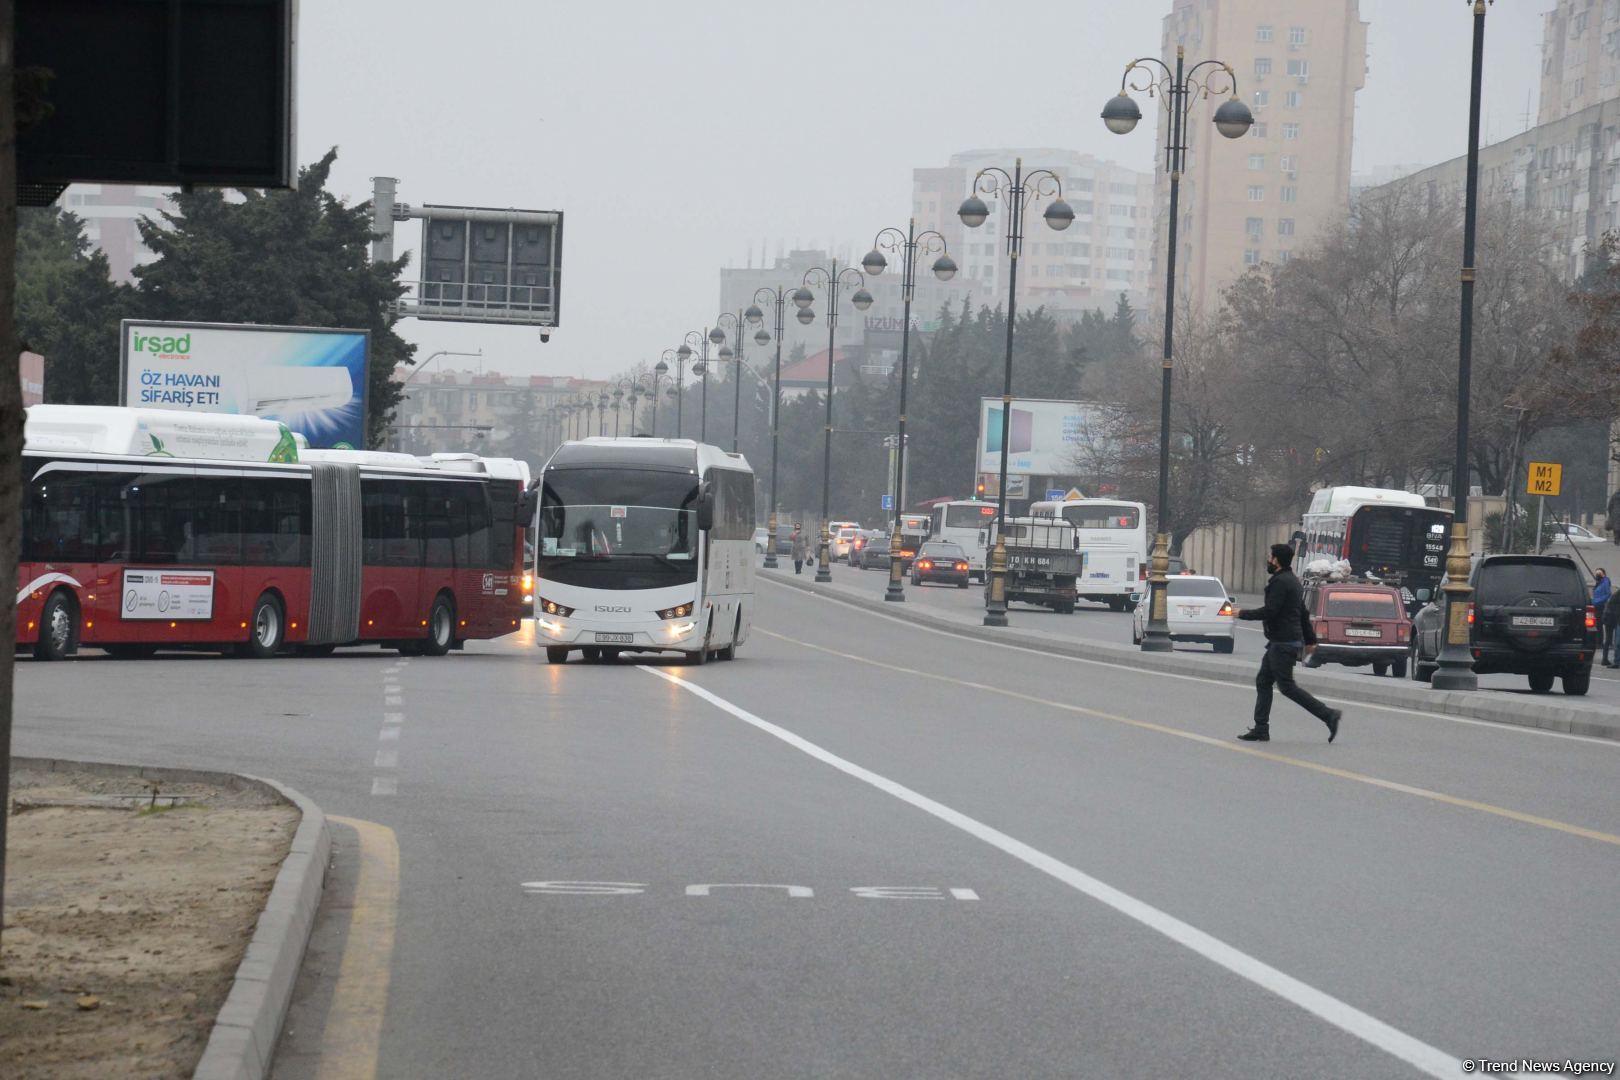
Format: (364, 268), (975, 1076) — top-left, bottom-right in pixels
(120, 320), (369, 449)
(977, 398), (1109, 477)
(20, 350), (44, 406)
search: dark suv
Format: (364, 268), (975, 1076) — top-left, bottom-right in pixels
(1410, 554), (1596, 695)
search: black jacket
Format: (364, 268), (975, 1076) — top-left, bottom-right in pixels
(1238, 568), (1316, 645)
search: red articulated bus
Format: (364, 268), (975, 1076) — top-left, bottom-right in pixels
(16, 405), (533, 660)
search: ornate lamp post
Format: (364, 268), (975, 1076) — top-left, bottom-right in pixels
(957, 160), (1075, 627)
(652, 356), (671, 437)
(1431, 1), (1491, 691)
(863, 220), (957, 602)
(1102, 47), (1252, 649)
(747, 287), (812, 570)
(612, 386), (625, 437)
(797, 260), (873, 583)
(680, 327), (723, 442)
(711, 311), (746, 452)
(596, 391), (609, 437)
(626, 381), (644, 437)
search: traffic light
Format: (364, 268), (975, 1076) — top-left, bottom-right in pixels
(974, 480), (986, 500)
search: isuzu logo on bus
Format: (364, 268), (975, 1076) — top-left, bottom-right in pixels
(595, 605), (632, 613)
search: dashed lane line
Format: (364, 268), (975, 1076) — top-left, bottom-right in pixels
(641, 664), (1465, 1080)
(751, 626), (1620, 850)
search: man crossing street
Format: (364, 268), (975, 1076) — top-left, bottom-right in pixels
(1235, 543), (1342, 743)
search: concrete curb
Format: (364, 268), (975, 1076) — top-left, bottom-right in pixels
(13, 757), (331, 1080)
(759, 570), (1620, 741)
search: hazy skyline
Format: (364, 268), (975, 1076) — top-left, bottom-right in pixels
(295, 1), (1555, 383)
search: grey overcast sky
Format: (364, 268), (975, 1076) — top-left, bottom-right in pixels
(297, 1), (1554, 382)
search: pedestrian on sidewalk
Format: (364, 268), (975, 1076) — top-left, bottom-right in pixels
(1234, 543), (1342, 743)
(791, 524), (808, 575)
(1595, 567), (1617, 667)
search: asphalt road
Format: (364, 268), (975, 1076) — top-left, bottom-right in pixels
(814, 556), (1620, 707)
(11, 579), (1619, 1079)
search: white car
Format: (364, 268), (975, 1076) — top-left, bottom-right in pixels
(1549, 522), (1605, 545)
(1131, 574), (1236, 653)
(831, 526), (858, 562)
(753, 527), (770, 554)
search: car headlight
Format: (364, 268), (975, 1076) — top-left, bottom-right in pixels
(538, 597), (574, 617)
(656, 602), (695, 620)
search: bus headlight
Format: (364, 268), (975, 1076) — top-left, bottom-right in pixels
(656, 602), (694, 620)
(538, 597), (574, 617)
(538, 617), (567, 636)
(666, 620), (697, 639)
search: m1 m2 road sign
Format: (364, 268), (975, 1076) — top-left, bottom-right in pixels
(1527, 462), (1562, 497)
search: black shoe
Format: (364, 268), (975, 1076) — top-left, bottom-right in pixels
(1325, 709), (1342, 743)
(1237, 728), (1270, 742)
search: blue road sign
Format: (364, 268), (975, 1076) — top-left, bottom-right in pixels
(881, 494), (894, 510)
(1045, 488), (1065, 501)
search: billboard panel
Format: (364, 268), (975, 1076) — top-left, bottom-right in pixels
(978, 398), (1109, 477)
(20, 350), (45, 406)
(409, 205), (563, 326)
(120, 320), (369, 449)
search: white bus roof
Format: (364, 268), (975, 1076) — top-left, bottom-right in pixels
(1306, 486), (1429, 516)
(301, 447), (424, 468)
(24, 404), (301, 463)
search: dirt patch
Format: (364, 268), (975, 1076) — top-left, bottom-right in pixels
(0, 764), (299, 1080)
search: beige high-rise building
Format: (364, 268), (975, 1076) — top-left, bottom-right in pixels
(1152, 0), (1367, 313)
(1538, 0), (1620, 124)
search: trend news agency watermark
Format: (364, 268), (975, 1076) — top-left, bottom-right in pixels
(1461, 1062), (1614, 1076)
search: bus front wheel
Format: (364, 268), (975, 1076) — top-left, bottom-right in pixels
(546, 646), (570, 664)
(34, 591), (79, 661)
(421, 595), (455, 657)
(241, 594), (285, 658)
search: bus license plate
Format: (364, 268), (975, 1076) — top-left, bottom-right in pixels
(594, 632), (633, 644)
(1511, 616), (1556, 628)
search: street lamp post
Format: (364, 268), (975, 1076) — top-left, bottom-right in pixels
(957, 159), (1075, 627)
(627, 382), (644, 437)
(797, 260), (874, 583)
(654, 355), (672, 437)
(597, 391), (609, 437)
(712, 311), (745, 453)
(1102, 47), (1253, 650)
(612, 386), (625, 437)
(747, 287), (812, 570)
(680, 328), (722, 442)
(1432, 1), (1490, 691)
(863, 220), (958, 603)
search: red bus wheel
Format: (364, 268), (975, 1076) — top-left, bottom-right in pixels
(240, 594), (285, 658)
(34, 591), (79, 661)
(421, 595), (455, 657)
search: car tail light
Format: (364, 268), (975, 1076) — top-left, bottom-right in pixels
(1466, 604), (1474, 626)
(955, 562), (968, 571)
(1218, 601), (1234, 617)
(1586, 606), (1598, 630)
(919, 560), (933, 570)
(1398, 622), (1410, 641)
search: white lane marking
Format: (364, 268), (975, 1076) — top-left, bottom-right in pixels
(760, 578), (1620, 748)
(374, 749), (398, 769)
(383, 712), (403, 725)
(384, 695), (402, 707)
(378, 727), (399, 742)
(950, 888), (981, 901)
(14, 572), (83, 606)
(642, 664), (1462, 1079)
(371, 777), (397, 796)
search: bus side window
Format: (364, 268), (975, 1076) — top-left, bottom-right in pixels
(25, 471), (98, 563)
(131, 473), (194, 565)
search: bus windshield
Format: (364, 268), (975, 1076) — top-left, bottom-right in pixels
(539, 468), (699, 561)
(944, 504), (996, 528)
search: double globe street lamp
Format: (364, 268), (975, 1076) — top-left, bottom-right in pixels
(1102, 47), (1252, 651)
(795, 261), (873, 584)
(957, 159), (1075, 628)
(862, 221), (956, 603)
(651, 356), (671, 437)
(746, 285), (816, 570)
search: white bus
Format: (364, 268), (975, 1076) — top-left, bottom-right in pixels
(1296, 486), (1451, 612)
(1030, 498), (1149, 611)
(929, 500), (997, 581)
(533, 438), (754, 665)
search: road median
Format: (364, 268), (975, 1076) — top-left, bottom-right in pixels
(759, 567), (1620, 741)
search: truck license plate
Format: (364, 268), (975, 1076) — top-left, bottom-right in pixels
(1344, 627), (1381, 638)
(594, 632), (634, 644)
(1511, 616), (1556, 628)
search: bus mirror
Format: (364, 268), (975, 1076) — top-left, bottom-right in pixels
(697, 482), (715, 531)
(1415, 588), (1432, 603)
(1291, 530), (1306, 543)
(519, 488), (539, 526)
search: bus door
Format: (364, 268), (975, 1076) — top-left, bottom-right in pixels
(20, 465), (100, 643)
(361, 479), (424, 637)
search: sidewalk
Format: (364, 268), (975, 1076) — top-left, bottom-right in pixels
(758, 564), (1620, 741)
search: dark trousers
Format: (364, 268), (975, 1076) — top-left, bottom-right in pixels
(1254, 642), (1333, 727)
(794, 559), (804, 574)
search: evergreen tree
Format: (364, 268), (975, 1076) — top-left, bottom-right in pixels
(15, 208), (131, 404)
(135, 149), (415, 446)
